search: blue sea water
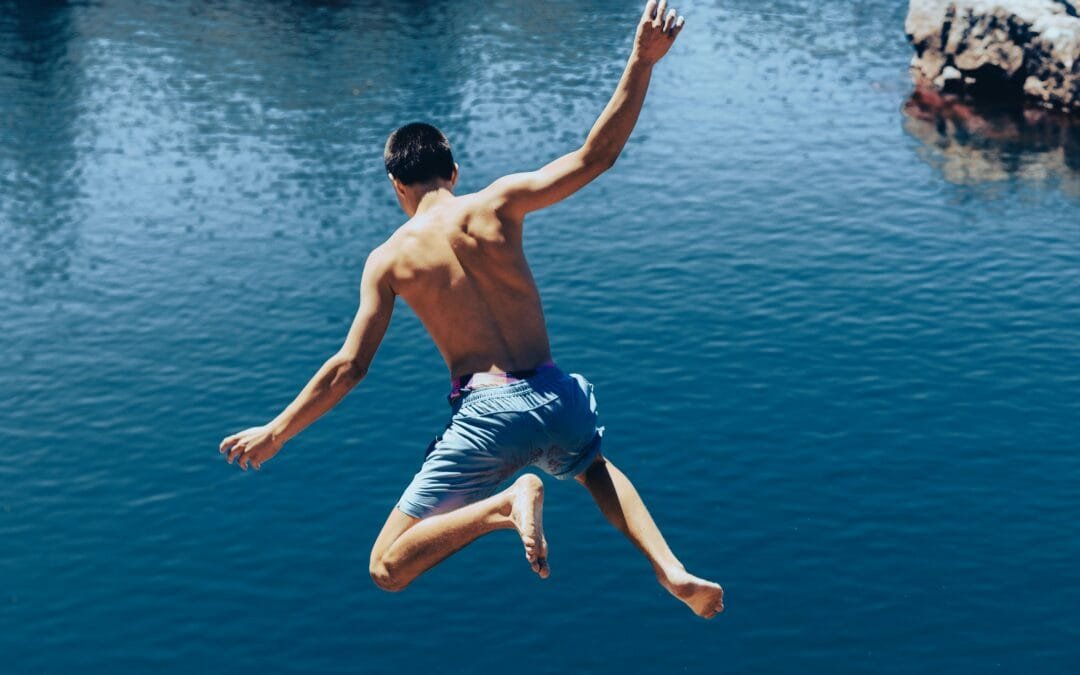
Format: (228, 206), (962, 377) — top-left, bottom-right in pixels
(2, 0), (1078, 672)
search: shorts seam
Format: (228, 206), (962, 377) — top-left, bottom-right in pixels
(454, 395), (561, 418)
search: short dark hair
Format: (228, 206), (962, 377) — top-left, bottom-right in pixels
(383, 122), (455, 186)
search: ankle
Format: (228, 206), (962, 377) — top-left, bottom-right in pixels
(488, 489), (516, 527)
(655, 560), (687, 584)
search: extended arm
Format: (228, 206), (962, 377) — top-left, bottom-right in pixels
(219, 247), (395, 470)
(484, 0), (685, 219)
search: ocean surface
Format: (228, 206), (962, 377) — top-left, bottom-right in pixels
(2, 1), (1078, 672)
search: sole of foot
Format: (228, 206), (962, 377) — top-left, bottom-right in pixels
(509, 473), (549, 579)
(662, 569), (724, 618)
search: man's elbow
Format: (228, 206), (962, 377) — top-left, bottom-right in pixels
(579, 144), (619, 171)
(333, 355), (368, 387)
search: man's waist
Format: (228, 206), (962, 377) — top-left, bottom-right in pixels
(448, 359), (558, 403)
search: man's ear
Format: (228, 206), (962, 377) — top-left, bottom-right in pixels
(388, 173), (404, 196)
(451, 163), (459, 189)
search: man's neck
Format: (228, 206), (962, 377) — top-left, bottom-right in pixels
(413, 185), (455, 215)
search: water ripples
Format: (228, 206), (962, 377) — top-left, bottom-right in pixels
(2, 1), (1078, 673)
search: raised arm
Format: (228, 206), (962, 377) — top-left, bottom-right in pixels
(219, 247), (396, 470)
(483, 0), (685, 219)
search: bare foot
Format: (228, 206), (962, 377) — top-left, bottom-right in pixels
(660, 568), (724, 618)
(508, 473), (549, 579)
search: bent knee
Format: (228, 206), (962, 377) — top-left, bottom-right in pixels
(369, 558), (409, 593)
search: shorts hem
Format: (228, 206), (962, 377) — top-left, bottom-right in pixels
(549, 427), (605, 481)
(395, 500), (429, 520)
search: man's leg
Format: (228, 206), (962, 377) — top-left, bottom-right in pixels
(575, 453), (724, 618)
(369, 473), (548, 592)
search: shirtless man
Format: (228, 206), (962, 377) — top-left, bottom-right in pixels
(219, 1), (723, 618)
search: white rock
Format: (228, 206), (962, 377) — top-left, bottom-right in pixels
(934, 65), (965, 87)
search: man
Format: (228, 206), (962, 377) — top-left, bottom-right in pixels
(220, 0), (723, 619)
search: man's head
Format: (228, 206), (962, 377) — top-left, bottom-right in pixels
(384, 122), (458, 215)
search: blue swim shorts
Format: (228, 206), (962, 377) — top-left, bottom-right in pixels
(395, 365), (604, 519)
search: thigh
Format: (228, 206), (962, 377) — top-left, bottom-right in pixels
(371, 505), (420, 566)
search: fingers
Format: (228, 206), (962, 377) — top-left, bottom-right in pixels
(227, 442), (246, 465)
(653, 0), (668, 26)
(227, 443), (262, 471)
(222, 438), (268, 471)
(234, 445), (259, 471)
(663, 8), (677, 32)
(219, 434), (238, 453)
(672, 14), (686, 38)
(642, 0), (684, 41)
(239, 446), (266, 471)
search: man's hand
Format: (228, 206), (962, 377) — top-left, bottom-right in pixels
(219, 424), (283, 471)
(633, 0), (685, 64)
(480, 1), (685, 218)
(215, 250), (393, 475)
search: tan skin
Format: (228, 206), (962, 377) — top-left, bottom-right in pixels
(221, 2), (724, 619)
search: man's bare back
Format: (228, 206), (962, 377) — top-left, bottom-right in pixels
(220, 2), (723, 618)
(374, 189), (551, 379)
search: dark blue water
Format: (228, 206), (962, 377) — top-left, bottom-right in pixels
(3, 1), (1078, 672)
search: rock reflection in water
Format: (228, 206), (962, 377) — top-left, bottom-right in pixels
(903, 86), (1080, 195)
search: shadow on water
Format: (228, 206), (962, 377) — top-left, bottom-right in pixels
(0, 0), (84, 295)
(902, 86), (1080, 196)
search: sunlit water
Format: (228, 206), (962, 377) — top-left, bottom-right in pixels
(2, 1), (1078, 672)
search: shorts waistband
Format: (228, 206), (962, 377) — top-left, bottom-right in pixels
(448, 359), (559, 404)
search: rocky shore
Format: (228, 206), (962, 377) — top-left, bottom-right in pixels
(906, 0), (1080, 112)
